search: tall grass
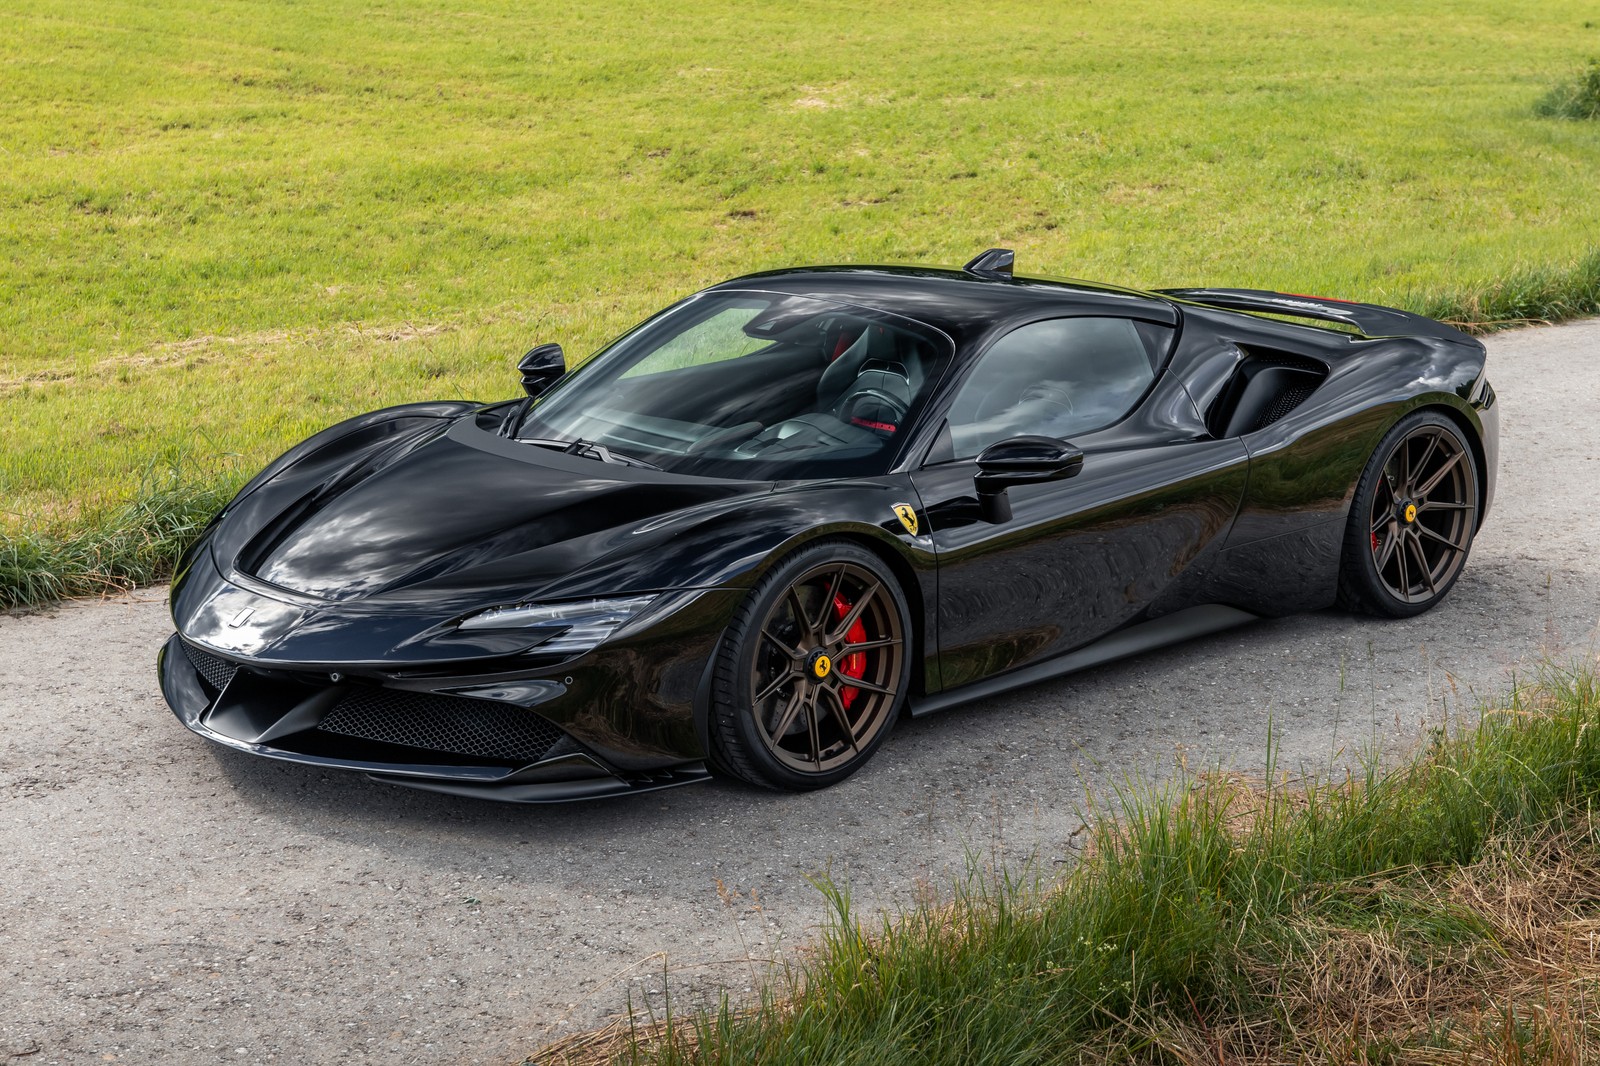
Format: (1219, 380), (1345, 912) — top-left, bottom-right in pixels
(1407, 247), (1600, 331)
(1536, 58), (1600, 120)
(0, 463), (239, 610)
(541, 663), (1600, 1065)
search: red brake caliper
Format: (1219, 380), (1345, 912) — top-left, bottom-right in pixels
(831, 594), (867, 709)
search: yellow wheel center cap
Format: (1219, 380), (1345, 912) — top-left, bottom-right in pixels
(811, 653), (833, 680)
(1403, 503), (1417, 524)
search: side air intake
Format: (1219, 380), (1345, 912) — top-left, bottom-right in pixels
(1207, 347), (1328, 438)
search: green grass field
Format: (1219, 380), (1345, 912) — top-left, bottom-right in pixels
(3, 0), (1599, 530)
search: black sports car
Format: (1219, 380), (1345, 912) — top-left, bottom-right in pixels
(159, 249), (1498, 800)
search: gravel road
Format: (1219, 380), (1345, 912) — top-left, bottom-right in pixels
(3, 318), (1598, 1065)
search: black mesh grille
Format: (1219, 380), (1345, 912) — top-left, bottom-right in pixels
(317, 687), (565, 763)
(183, 641), (238, 692)
(1254, 382), (1317, 431)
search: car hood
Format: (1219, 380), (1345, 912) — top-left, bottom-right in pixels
(232, 417), (763, 603)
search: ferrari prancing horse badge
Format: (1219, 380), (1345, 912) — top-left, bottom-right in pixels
(892, 503), (918, 536)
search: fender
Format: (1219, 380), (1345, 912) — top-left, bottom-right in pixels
(531, 477), (933, 599)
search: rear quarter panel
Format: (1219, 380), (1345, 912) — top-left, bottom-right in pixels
(1172, 307), (1490, 614)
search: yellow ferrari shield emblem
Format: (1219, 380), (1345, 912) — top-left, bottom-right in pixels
(892, 503), (919, 536)
(812, 654), (833, 679)
(1404, 503), (1417, 524)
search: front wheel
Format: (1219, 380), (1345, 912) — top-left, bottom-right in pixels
(708, 541), (911, 791)
(1339, 410), (1480, 618)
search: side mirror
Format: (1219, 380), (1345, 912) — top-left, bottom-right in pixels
(974, 435), (1084, 523)
(517, 343), (566, 398)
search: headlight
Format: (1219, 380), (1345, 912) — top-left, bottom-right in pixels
(456, 594), (658, 655)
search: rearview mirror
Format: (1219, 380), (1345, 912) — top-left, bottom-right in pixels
(974, 436), (1084, 523)
(518, 343), (566, 398)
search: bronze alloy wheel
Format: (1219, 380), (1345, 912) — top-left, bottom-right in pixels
(708, 541), (912, 790)
(1341, 411), (1480, 617)
(747, 560), (906, 774)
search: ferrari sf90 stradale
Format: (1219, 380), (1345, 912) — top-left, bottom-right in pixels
(159, 250), (1497, 800)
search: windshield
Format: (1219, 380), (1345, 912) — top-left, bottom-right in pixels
(514, 290), (953, 480)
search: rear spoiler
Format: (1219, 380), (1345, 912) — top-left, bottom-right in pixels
(1155, 287), (1476, 344)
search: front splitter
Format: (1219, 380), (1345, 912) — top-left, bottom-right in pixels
(368, 764), (712, 803)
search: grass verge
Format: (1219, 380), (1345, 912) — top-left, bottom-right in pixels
(0, 464), (240, 611)
(1408, 247), (1600, 332)
(533, 662), (1600, 1065)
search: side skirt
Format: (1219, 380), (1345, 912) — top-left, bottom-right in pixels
(908, 604), (1261, 718)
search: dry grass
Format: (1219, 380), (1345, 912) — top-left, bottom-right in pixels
(533, 1006), (763, 1066)
(1208, 830), (1600, 1064)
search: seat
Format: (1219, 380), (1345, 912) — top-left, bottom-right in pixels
(818, 326), (925, 436)
(732, 325), (926, 456)
(833, 364), (914, 434)
(815, 326), (888, 409)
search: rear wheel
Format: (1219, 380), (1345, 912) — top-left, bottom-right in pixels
(708, 541), (911, 791)
(1339, 410), (1479, 617)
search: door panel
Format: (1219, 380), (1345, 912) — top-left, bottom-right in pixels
(913, 432), (1246, 693)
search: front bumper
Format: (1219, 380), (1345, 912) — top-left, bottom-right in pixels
(157, 627), (717, 803)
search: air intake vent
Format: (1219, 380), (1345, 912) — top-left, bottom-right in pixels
(1254, 380), (1318, 431)
(1207, 346), (1328, 438)
(318, 687), (565, 763)
(183, 641), (239, 692)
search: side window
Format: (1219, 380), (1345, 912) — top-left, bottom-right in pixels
(944, 317), (1160, 460)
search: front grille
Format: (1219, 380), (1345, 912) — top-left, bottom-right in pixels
(317, 687), (565, 763)
(183, 641), (239, 692)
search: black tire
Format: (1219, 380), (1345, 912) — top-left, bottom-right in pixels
(1338, 410), (1480, 618)
(707, 540), (912, 791)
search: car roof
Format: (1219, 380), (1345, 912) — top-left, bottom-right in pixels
(705, 265), (1179, 347)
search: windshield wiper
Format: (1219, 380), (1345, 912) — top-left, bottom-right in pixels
(562, 438), (660, 470)
(513, 436), (659, 470)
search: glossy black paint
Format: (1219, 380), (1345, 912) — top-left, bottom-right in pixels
(973, 435), (1085, 523)
(160, 262), (1498, 801)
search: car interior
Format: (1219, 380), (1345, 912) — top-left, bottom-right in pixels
(520, 300), (1187, 477)
(523, 302), (944, 474)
